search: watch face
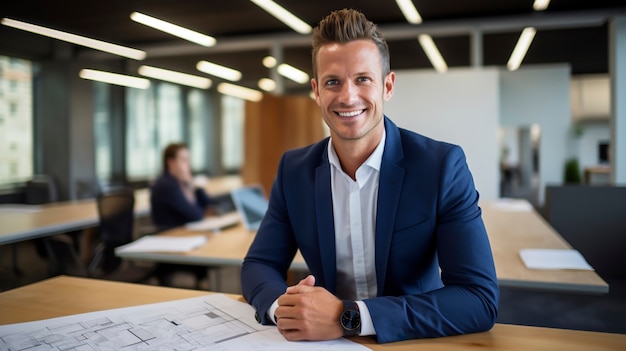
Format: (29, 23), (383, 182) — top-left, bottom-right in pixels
(341, 310), (361, 330)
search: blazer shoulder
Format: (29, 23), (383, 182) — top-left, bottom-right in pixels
(397, 127), (462, 161)
(282, 137), (330, 168)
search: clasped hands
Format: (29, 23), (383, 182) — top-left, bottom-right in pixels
(274, 275), (344, 341)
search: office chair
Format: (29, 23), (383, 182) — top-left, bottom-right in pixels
(88, 188), (155, 282)
(22, 175), (86, 276)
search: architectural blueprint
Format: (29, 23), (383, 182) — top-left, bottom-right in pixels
(0, 294), (370, 350)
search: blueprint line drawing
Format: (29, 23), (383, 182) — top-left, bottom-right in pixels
(0, 293), (370, 351)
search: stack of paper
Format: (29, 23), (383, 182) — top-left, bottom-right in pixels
(491, 198), (533, 212)
(519, 248), (594, 270)
(185, 212), (241, 231)
(115, 235), (207, 254)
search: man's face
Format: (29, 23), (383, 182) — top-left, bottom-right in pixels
(311, 39), (394, 143)
(168, 148), (192, 183)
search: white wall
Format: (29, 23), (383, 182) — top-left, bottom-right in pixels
(384, 68), (500, 201)
(578, 122), (611, 167)
(500, 64), (571, 204)
(384, 65), (572, 205)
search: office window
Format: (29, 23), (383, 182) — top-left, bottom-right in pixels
(93, 82), (112, 180)
(126, 85), (158, 179)
(156, 83), (184, 152)
(126, 82), (184, 180)
(188, 89), (210, 172)
(221, 95), (244, 171)
(0, 55), (33, 186)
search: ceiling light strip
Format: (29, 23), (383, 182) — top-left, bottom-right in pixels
(418, 34), (448, 73)
(196, 61), (242, 81)
(507, 27), (536, 71)
(250, 0), (312, 34)
(395, 0), (423, 24)
(533, 0), (550, 11)
(79, 69), (150, 89)
(258, 78), (276, 92)
(130, 12), (216, 47)
(277, 63), (309, 84)
(138, 65), (212, 89)
(217, 82), (263, 102)
(1, 18), (146, 60)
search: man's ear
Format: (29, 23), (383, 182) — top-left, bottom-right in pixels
(383, 71), (395, 102)
(311, 78), (321, 105)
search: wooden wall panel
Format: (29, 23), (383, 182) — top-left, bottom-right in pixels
(242, 94), (324, 194)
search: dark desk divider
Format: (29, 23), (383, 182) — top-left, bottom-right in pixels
(543, 185), (626, 281)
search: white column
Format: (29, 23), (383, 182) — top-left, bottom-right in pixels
(471, 27), (483, 68)
(609, 16), (626, 184)
(270, 43), (284, 95)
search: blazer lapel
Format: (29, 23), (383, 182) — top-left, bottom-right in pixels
(315, 143), (337, 293)
(375, 118), (406, 294)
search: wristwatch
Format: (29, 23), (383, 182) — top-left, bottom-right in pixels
(340, 300), (361, 336)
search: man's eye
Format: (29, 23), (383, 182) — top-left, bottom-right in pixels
(325, 79), (338, 85)
(357, 77), (371, 82)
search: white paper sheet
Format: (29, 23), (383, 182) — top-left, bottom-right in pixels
(185, 212), (241, 231)
(520, 248), (594, 270)
(0, 204), (42, 213)
(0, 294), (371, 351)
(490, 198), (533, 212)
(115, 235), (207, 253)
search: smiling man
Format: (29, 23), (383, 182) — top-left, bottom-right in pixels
(241, 9), (498, 344)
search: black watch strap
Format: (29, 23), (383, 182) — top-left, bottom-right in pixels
(340, 300), (361, 336)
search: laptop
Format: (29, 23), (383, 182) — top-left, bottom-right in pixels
(230, 184), (269, 231)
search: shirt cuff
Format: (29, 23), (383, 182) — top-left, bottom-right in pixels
(267, 298), (280, 325)
(356, 300), (376, 336)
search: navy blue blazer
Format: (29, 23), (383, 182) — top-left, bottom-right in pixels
(150, 173), (212, 231)
(241, 117), (498, 343)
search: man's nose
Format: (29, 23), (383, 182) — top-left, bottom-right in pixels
(338, 81), (358, 104)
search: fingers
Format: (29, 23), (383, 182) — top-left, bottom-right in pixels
(286, 274), (316, 294)
(299, 274), (316, 286)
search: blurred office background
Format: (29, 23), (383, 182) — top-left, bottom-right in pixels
(1, 0), (625, 336)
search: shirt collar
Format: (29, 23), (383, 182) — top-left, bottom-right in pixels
(327, 127), (386, 173)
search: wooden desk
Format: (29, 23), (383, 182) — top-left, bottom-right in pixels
(481, 200), (608, 293)
(116, 222), (307, 269)
(0, 276), (623, 351)
(0, 200), (99, 245)
(0, 175), (243, 246)
(118, 199), (608, 294)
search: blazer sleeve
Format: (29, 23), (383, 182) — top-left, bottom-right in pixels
(364, 145), (499, 343)
(241, 154), (299, 324)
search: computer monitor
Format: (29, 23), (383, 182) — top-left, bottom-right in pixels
(230, 185), (268, 231)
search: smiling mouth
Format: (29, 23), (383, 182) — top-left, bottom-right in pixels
(336, 109), (364, 118)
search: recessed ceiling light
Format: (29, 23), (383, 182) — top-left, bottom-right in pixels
(130, 12), (216, 47)
(138, 65), (212, 89)
(250, 0), (312, 34)
(258, 78), (276, 92)
(196, 61), (242, 81)
(79, 69), (150, 89)
(395, 0), (423, 24)
(217, 82), (263, 102)
(1, 18), (146, 60)
(277, 63), (309, 84)
(507, 27), (537, 71)
(533, 0), (550, 11)
(418, 34), (448, 73)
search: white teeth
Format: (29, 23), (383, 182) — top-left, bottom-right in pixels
(337, 110), (363, 117)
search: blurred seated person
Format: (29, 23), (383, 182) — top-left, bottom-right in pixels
(150, 142), (213, 231)
(150, 142), (213, 287)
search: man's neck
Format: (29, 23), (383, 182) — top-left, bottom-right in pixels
(332, 127), (384, 180)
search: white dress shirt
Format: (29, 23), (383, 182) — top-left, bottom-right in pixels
(269, 130), (386, 336)
(328, 130), (385, 336)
